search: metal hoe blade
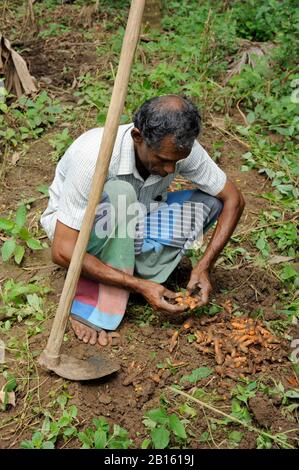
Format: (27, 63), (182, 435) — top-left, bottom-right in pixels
(39, 353), (120, 381)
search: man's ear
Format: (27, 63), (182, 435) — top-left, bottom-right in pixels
(131, 127), (143, 144)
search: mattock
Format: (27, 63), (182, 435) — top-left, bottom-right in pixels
(38, 0), (146, 381)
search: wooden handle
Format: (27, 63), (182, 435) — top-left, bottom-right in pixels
(42, 0), (145, 364)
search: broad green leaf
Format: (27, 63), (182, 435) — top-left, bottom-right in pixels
(20, 440), (35, 449)
(32, 431), (43, 447)
(78, 431), (92, 448)
(18, 226), (30, 241)
(15, 204), (26, 227)
(94, 430), (107, 449)
(41, 441), (55, 449)
(4, 376), (17, 392)
(151, 426), (170, 449)
(229, 430), (243, 443)
(14, 245), (25, 265)
(285, 389), (299, 399)
(247, 111), (255, 124)
(56, 394), (68, 408)
(69, 404), (78, 418)
(4, 282), (40, 303)
(169, 414), (187, 439)
(179, 403), (197, 418)
(180, 367), (213, 384)
(1, 239), (16, 262)
(141, 438), (151, 449)
(280, 265), (298, 281)
(0, 218), (14, 232)
(26, 238), (43, 250)
(36, 184), (49, 196)
(63, 426), (77, 437)
(93, 417), (109, 432)
(58, 416), (70, 427)
(145, 408), (169, 425)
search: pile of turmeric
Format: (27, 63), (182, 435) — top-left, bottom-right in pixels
(193, 316), (282, 379)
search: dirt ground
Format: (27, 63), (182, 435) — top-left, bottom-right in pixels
(0, 2), (298, 450)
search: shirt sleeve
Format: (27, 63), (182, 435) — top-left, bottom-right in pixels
(56, 153), (95, 231)
(177, 140), (227, 196)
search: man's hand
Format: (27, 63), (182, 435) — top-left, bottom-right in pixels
(140, 281), (187, 314)
(187, 267), (212, 308)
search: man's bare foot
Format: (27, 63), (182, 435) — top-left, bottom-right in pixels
(70, 318), (120, 346)
(70, 317), (98, 345)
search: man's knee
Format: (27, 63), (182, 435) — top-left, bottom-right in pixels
(209, 196), (223, 221)
(202, 195), (223, 230)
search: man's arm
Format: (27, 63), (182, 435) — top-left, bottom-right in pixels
(187, 179), (245, 305)
(52, 220), (186, 314)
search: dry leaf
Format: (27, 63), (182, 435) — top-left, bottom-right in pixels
(0, 390), (16, 407)
(0, 34), (37, 98)
(11, 152), (20, 166)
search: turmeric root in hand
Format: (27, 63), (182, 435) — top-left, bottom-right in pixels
(175, 291), (199, 310)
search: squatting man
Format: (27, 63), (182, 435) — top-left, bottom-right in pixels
(41, 95), (245, 346)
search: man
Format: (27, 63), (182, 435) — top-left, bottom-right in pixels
(41, 95), (245, 346)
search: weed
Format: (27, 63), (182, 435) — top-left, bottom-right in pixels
(78, 418), (133, 449)
(0, 204), (47, 265)
(0, 279), (51, 328)
(21, 401), (78, 449)
(143, 407), (188, 449)
(49, 128), (73, 162)
(231, 381), (257, 406)
(180, 367), (213, 385)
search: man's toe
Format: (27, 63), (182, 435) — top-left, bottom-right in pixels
(89, 330), (97, 345)
(82, 331), (91, 343)
(108, 332), (121, 346)
(75, 325), (84, 340)
(98, 330), (108, 346)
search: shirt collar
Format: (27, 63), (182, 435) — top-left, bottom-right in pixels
(116, 124), (142, 180)
(116, 123), (174, 187)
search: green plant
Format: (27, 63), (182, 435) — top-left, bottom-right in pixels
(231, 0), (298, 42)
(0, 279), (50, 327)
(49, 128), (73, 162)
(143, 408), (188, 449)
(261, 380), (299, 406)
(78, 418), (133, 449)
(38, 23), (71, 38)
(1, 372), (17, 411)
(0, 204), (47, 264)
(0, 91), (62, 164)
(21, 404), (78, 449)
(180, 367), (213, 385)
(156, 358), (184, 375)
(231, 381), (257, 406)
(280, 264), (299, 288)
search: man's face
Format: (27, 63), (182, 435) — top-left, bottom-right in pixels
(132, 131), (191, 177)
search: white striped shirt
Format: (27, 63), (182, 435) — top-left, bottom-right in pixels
(40, 123), (227, 240)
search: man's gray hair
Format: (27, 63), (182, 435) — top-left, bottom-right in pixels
(133, 95), (201, 151)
